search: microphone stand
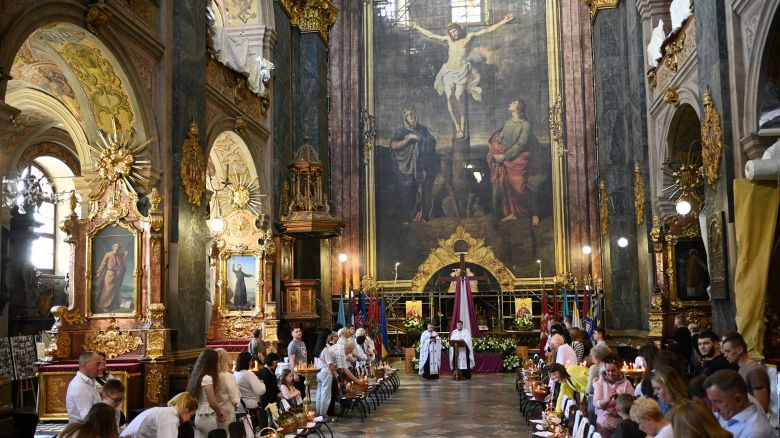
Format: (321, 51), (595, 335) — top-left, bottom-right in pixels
(392, 263), (399, 354)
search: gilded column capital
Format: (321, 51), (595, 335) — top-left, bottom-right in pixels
(585, 0), (622, 22)
(278, 0), (339, 43)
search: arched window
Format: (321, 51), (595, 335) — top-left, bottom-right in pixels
(21, 165), (56, 272)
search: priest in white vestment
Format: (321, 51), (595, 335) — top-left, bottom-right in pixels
(419, 323), (441, 379)
(449, 320), (476, 379)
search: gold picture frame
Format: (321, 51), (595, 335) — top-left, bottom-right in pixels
(219, 246), (263, 315)
(86, 221), (142, 318)
(665, 234), (711, 308)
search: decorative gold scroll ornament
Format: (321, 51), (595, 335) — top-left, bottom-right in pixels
(585, 0), (621, 22)
(599, 180), (609, 238)
(146, 330), (165, 361)
(277, 0), (339, 43)
(410, 225), (514, 292)
(634, 163), (645, 225)
(83, 318), (143, 358)
(146, 368), (163, 403)
(180, 122), (206, 209)
(701, 89), (723, 186)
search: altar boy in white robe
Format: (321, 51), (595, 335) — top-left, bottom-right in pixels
(419, 323), (441, 380)
(449, 320), (475, 379)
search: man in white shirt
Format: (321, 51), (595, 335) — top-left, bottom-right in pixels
(66, 350), (103, 422)
(705, 369), (774, 438)
(550, 334), (577, 366)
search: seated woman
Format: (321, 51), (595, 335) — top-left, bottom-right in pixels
(60, 402), (119, 438)
(234, 351), (266, 425)
(549, 363), (588, 414)
(593, 353), (634, 438)
(650, 366), (688, 416)
(279, 368), (303, 406)
(120, 392), (198, 438)
(629, 397), (671, 438)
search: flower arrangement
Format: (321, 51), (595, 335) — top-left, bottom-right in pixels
(472, 335), (517, 355)
(403, 315), (424, 333)
(513, 315), (534, 331)
(503, 355), (522, 372)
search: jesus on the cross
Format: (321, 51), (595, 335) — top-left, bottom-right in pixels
(411, 14), (514, 138)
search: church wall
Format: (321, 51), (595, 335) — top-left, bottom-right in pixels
(590, 2), (647, 331)
(169, 0), (210, 351)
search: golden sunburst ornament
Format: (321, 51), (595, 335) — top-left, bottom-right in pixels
(88, 119), (151, 199)
(216, 173), (265, 216)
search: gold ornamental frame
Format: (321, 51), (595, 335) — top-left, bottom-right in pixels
(665, 234), (712, 309)
(218, 245), (264, 316)
(86, 221), (142, 318)
(362, 0), (569, 288)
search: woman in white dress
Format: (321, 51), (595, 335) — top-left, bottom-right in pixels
(215, 348), (241, 423)
(187, 349), (226, 438)
(120, 392), (197, 438)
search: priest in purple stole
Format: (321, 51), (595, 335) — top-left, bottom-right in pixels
(418, 323), (441, 379)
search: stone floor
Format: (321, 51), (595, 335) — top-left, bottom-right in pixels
(330, 371), (534, 437)
(35, 369), (535, 437)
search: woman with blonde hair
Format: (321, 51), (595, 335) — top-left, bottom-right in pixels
(630, 397), (672, 437)
(671, 401), (732, 438)
(120, 392), (198, 438)
(650, 366), (688, 415)
(215, 348), (241, 425)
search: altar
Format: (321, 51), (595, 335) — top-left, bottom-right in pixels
(438, 353), (504, 374)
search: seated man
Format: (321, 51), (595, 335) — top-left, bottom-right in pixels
(697, 330), (738, 376)
(704, 369), (774, 438)
(722, 333), (770, 412)
(66, 351), (103, 423)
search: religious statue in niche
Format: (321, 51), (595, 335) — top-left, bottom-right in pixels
(380, 106), (438, 224)
(90, 225), (137, 315)
(411, 14), (515, 138)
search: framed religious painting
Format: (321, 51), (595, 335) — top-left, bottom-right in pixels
(364, 1), (567, 288)
(667, 235), (711, 307)
(86, 222), (141, 318)
(220, 248), (262, 314)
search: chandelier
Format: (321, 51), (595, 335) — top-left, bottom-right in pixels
(1, 169), (70, 214)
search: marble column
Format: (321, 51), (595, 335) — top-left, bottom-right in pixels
(169, 0), (209, 350)
(590, 1), (650, 330)
(328, 0), (361, 316)
(695, 0), (737, 335)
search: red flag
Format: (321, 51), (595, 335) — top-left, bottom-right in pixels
(552, 286), (560, 318)
(540, 289), (550, 352)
